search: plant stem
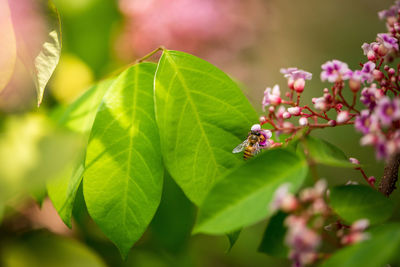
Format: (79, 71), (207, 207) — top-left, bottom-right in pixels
(379, 152), (400, 196)
(135, 46), (165, 63)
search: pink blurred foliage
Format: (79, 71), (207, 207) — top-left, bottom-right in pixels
(0, 0), (47, 112)
(117, 0), (263, 61)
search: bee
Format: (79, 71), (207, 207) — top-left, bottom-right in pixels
(232, 130), (266, 160)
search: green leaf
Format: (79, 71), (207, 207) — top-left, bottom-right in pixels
(1, 232), (106, 267)
(18, 1), (62, 106)
(194, 149), (308, 235)
(258, 211), (288, 258)
(84, 63), (163, 258)
(330, 185), (394, 225)
(150, 172), (195, 254)
(154, 50), (258, 205)
(226, 229), (241, 252)
(320, 223), (400, 267)
(303, 136), (353, 168)
(47, 80), (113, 227)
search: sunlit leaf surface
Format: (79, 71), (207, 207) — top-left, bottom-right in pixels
(154, 50), (258, 205)
(194, 149), (308, 234)
(84, 63), (163, 258)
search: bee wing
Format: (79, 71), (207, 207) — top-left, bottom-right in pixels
(253, 142), (261, 155)
(232, 139), (249, 153)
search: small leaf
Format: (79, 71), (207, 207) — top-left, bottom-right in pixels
(154, 50), (258, 205)
(330, 185), (394, 225)
(84, 63), (163, 258)
(0, 0), (17, 92)
(321, 223), (400, 267)
(226, 229), (241, 252)
(47, 79), (113, 228)
(194, 149), (308, 235)
(258, 211), (288, 258)
(35, 1), (62, 105)
(303, 136), (353, 167)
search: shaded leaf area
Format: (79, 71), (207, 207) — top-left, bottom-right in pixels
(258, 211), (288, 258)
(4, 0), (61, 105)
(0, 114), (81, 205)
(303, 136), (353, 168)
(47, 79), (113, 227)
(321, 223), (400, 267)
(0, 232), (106, 267)
(194, 149), (308, 235)
(330, 185), (394, 225)
(84, 63), (163, 258)
(150, 172), (196, 254)
(154, 50), (258, 205)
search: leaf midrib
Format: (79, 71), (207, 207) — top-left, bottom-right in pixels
(163, 52), (221, 184)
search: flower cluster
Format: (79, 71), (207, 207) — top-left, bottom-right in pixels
(260, 63), (358, 143)
(353, 4), (400, 159)
(271, 181), (369, 267)
(259, 3), (400, 160)
(271, 181), (329, 267)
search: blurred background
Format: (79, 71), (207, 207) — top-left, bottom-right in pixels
(0, 0), (396, 266)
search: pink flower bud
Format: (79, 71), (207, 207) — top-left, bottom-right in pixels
(368, 176), (376, 185)
(283, 111), (291, 119)
(349, 157), (360, 164)
(251, 124), (261, 131)
(328, 120), (337, 126)
(299, 117), (308, 126)
(269, 95), (282, 105)
(323, 88), (329, 94)
(349, 79), (361, 92)
(281, 195), (298, 212)
(288, 78), (295, 90)
(268, 106), (275, 112)
(259, 116), (267, 123)
(367, 50), (376, 61)
(378, 44), (389, 56)
(372, 69), (384, 81)
(351, 219), (369, 232)
(336, 111), (349, 123)
(293, 78), (305, 93)
(285, 92), (291, 97)
(389, 68), (396, 76)
(288, 107), (301, 116)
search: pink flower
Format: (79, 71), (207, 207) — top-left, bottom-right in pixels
(262, 85), (281, 110)
(377, 33), (399, 51)
(349, 157), (360, 165)
(362, 42), (379, 61)
(280, 67), (312, 93)
(375, 96), (400, 126)
(320, 60), (352, 83)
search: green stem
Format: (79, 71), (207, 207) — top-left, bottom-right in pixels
(136, 46), (165, 63)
